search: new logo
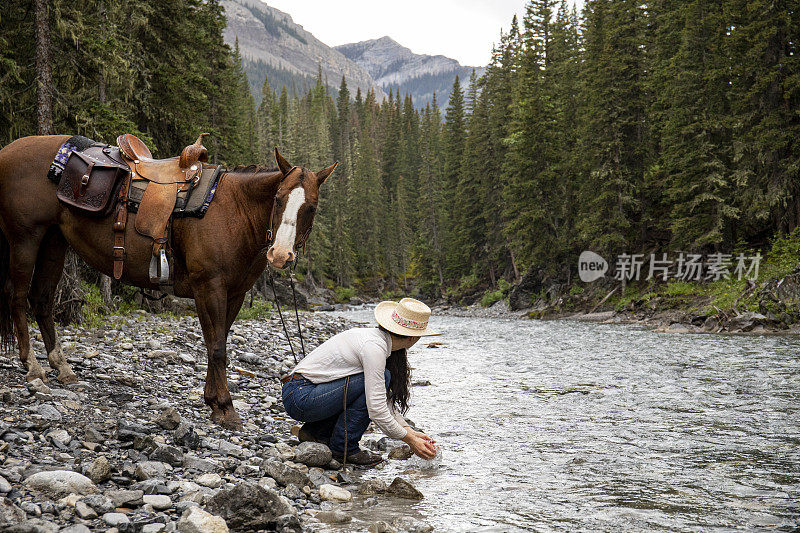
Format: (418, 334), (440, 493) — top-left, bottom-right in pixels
(578, 251), (608, 282)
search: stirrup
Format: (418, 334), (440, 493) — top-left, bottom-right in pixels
(148, 249), (170, 284)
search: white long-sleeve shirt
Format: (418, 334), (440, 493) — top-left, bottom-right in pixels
(290, 327), (408, 439)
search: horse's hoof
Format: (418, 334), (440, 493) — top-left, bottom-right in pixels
(57, 369), (78, 385)
(25, 368), (47, 383)
(220, 411), (243, 431)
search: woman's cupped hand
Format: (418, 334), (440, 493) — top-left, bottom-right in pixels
(403, 428), (438, 459)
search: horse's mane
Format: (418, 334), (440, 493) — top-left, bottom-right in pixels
(226, 164), (280, 174)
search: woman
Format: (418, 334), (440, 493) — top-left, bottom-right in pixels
(281, 298), (440, 467)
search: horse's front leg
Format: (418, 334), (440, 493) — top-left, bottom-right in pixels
(194, 280), (242, 430)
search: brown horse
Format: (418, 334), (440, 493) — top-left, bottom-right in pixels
(0, 135), (336, 429)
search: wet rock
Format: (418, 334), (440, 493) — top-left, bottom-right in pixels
(88, 456), (112, 484)
(177, 506), (229, 533)
(368, 521), (393, 533)
(207, 482), (295, 531)
(387, 477), (423, 500)
(23, 470), (97, 498)
(387, 444), (413, 460)
(318, 484), (352, 502)
(103, 512), (131, 526)
(155, 407), (181, 430)
(195, 473), (223, 488)
(260, 459), (309, 488)
(391, 517), (433, 532)
(359, 478), (387, 495)
(315, 510), (352, 524)
(143, 494), (173, 510)
(293, 442), (332, 467)
(107, 489), (145, 507)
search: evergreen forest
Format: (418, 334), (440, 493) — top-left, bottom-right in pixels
(2, 0), (798, 309)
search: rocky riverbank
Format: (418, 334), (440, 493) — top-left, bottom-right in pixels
(0, 312), (433, 533)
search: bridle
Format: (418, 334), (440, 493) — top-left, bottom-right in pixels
(265, 166), (314, 259)
(264, 165), (309, 364)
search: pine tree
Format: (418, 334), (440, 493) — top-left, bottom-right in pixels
(257, 75), (276, 163)
(729, 0), (800, 234)
(658, 0), (737, 249)
(442, 76), (466, 278)
(327, 76), (355, 285)
(411, 97), (446, 294)
(502, 0), (558, 272)
(576, 0), (648, 255)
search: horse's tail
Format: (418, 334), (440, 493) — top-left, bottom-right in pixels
(0, 229), (13, 354)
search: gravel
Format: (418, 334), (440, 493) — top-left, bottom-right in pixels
(0, 311), (432, 531)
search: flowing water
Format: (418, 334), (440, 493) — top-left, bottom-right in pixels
(323, 307), (800, 532)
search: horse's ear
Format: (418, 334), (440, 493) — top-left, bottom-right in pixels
(274, 148), (292, 176)
(316, 161), (338, 185)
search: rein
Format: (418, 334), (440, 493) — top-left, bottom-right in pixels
(267, 265), (306, 365)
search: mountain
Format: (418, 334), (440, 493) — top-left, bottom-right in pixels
(336, 37), (485, 109)
(221, 0), (385, 102)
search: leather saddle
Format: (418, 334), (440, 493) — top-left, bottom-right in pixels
(114, 133), (209, 284)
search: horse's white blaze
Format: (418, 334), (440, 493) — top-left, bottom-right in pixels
(273, 187), (305, 251)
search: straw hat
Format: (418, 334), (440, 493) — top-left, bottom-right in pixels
(374, 298), (440, 337)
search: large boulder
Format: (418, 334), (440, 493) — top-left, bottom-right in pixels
(23, 470), (97, 499)
(292, 442), (332, 467)
(264, 278), (309, 310)
(206, 482), (294, 532)
(727, 311), (768, 332)
(508, 268), (544, 311)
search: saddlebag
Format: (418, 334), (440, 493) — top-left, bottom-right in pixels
(57, 145), (130, 217)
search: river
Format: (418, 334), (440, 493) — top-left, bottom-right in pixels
(324, 307), (800, 532)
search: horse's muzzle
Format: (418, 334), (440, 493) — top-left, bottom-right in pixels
(266, 245), (295, 269)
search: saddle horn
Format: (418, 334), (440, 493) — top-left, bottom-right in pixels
(180, 133), (210, 168)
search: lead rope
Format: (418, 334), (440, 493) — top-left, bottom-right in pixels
(343, 375), (350, 468)
(267, 268), (298, 365)
(289, 264), (306, 357)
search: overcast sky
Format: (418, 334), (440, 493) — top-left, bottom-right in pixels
(261, 0), (583, 67)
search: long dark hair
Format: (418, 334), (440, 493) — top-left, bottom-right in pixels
(379, 325), (412, 414)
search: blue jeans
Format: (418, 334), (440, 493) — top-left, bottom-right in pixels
(282, 370), (392, 456)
